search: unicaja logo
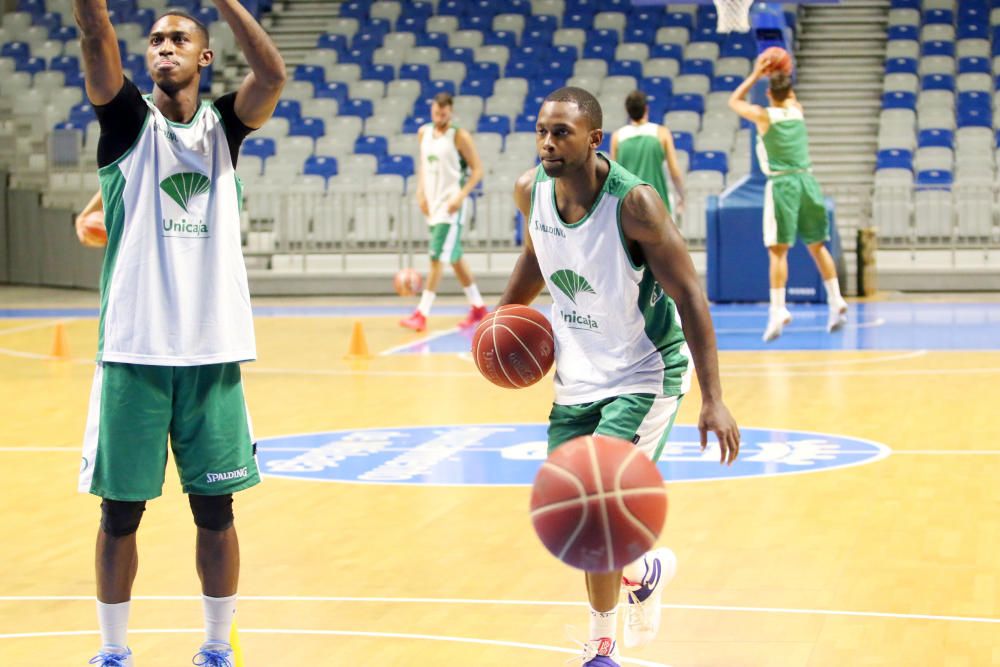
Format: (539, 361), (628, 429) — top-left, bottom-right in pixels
(206, 467), (248, 484)
(160, 172), (211, 213)
(550, 269), (596, 304)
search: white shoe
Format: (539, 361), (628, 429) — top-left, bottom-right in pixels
(192, 642), (233, 666)
(622, 547), (678, 648)
(88, 646), (133, 666)
(762, 307), (792, 343)
(827, 299), (848, 333)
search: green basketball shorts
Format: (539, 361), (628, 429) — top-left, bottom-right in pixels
(547, 393), (684, 462)
(78, 362), (260, 501)
(427, 201), (467, 263)
(763, 172), (829, 247)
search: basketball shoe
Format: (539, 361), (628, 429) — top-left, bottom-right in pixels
(192, 642), (234, 667)
(827, 298), (848, 333)
(399, 310), (427, 332)
(458, 304), (488, 328)
(762, 307), (792, 342)
(88, 646), (133, 666)
(623, 547), (678, 648)
(578, 637), (620, 666)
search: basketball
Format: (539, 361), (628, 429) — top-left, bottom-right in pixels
(530, 435), (667, 572)
(81, 211), (107, 247)
(393, 268), (423, 296)
(471, 304), (554, 389)
(761, 46), (793, 75)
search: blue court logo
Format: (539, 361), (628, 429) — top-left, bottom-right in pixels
(257, 424), (890, 486)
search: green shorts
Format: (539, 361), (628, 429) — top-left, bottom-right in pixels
(428, 221), (464, 262)
(547, 393), (684, 462)
(78, 362), (260, 501)
(763, 172), (829, 247)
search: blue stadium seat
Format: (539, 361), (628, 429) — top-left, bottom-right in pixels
(339, 48), (374, 66)
(379, 154), (415, 177)
(125, 53), (146, 75)
(442, 47), (475, 66)
(132, 8), (154, 30)
(692, 25), (723, 45)
(564, 12), (594, 30)
(397, 16), (428, 34)
(515, 112), (538, 132)
(641, 76), (673, 96)
(18, 0), (45, 14)
(468, 61), (501, 82)
(317, 34), (348, 52)
(64, 70), (85, 88)
(523, 93), (546, 115)
(921, 74), (954, 91)
(522, 28), (554, 47)
(720, 33), (756, 59)
(341, 99), (374, 119)
(691, 151), (728, 173)
(890, 0), (919, 8)
(921, 41), (955, 58)
(290, 117), (326, 140)
(887, 25), (918, 41)
(50, 56), (80, 76)
(403, 115), (430, 133)
(670, 131), (694, 153)
(957, 91), (990, 114)
(542, 59), (574, 78)
(303, 155), (338, 183)
(437, 0), (463, 16)
(876, 148), (913, 170)
(478, 114), (511, 135)
(958, 107), (990, 127)
(293, 65), (326, 86)
(353, 31), (383, 51)
(645, 92), (669, 120)
(915, 169), (952, 189)
(498, 0), (531, 15)
(415, 32), (449, 48)
(50, 25), (78, 41)
(681, 58), (713, 77)
(609, 60), (642, 78)
(505, 60), (539, 78)
(583, 42), (615, 62)
(1, 42), (30, 60)
(625, 26), (656, 44)
(365, 18), (390, 36)
(53, 120), (87, 132)
(526, 15), (558, 32)
(315, 82), (349, 104)
(458, 15), (489, 31)
(34, 12), (61, 32)
(663, 12), (694, 30)
(923, 8), (954, 24)
(670, 94), (705, 114)
(355, 135), (388, 158)
(885, 58), (918, 75)
(470, 0), (499, 17)
(401, 1), (434, 19)
(69, 103), (96, 125)
(588, 28), (619, 47)
(363, 63), (395, 83)
(598, 0), (630, 10)
(957, 22), (988, 40)
(712, 75), (740, 92)
(195, 7), (219, 24)
(528, 76), (566, 98)
(16, 57), (46, 75)
(412, 97), (434, 116)
(917, 129), (953, 148)
(423, 79), (456, 97)
(958, 57), (990, 75)
(552, 45), (579, 63)
(460, 77), (494, 97)
(273, 99), (302, 123)
(243, 137), (277, 161)
(627, 9), (666, 30)
(696, 5), (718, 29)
(650, 43), (683, 61)
(339, 1), (369, 19)
(484, 30), (517, 49)
(399, 64), (431, 84)
(882, 91), (916, 109)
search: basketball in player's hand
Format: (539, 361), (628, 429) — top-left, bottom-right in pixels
(530, 435), (667, 572)
(760, 46), (793, 75)
(471, 304), (554, 389)
(78, 211), (107, 247)
(393, 268), (423, 296)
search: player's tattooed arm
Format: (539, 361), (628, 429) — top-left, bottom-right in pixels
(73, 0), (124, 106)
(498, 169), (546, 307)
(213, 0), (286, 128)
(621, 186), (741, 465)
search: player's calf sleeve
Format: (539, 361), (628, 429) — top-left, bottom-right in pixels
(100, 499), (146, 537)
(188, 493), (234, 531)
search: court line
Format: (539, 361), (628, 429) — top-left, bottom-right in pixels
(0, 319), (75, 337)
(0, 626), (669, 665)
(378, 326), (462, 356)
(721, 349), (928, 368)
(714, 317), (886, 335)
(1, 596), (997, 626)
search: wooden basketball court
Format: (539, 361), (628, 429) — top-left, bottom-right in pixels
(1, 287), (998, 666)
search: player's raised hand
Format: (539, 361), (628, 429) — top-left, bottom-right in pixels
(699, 400), (740, 466)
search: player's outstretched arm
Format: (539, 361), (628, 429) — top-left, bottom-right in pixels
(621, 186), (740, 465)
(73, 0), (124, 105)
(497, 169), (546, 307)
(727, 56), (770, 128)
(213, 0), (285, 128)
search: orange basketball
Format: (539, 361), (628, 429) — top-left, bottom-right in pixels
(393, 268), (423, 296)
(761, 46), (793, 75)
(471, 304), (554, 389)
(81, 211), (107, 247)
(530, 435), (667, 572)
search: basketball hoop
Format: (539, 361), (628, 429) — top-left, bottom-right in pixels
(714, 0), (754, 33)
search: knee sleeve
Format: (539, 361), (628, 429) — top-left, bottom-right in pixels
(100, 499), (146, 537)
(188, 493), (234, 531)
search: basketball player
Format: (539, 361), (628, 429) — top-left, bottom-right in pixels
(75, 190), (105, 247)
(73, 0), (284, 664)
(399, 91), (487, 333)
(728, 55), (849, 342)
(500, 87), (740, 666)
(610, 90), (686, 218)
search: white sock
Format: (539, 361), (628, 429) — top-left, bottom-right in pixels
(589, 607), (618, 642)
(202, 593), (237, 645)
(97, 600), (130, 649)
(463, 283), (484, 308)
(417, 290), (435, 316)
(823, 277), (843, 306)
(769, 287), (785, 311)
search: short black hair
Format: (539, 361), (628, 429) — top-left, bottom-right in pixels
(153, 9), (210, 47)
(625, 90), (647, 121)
(543, 86), (603, 130)
(432, 91), (453, 107)
(769, 71), (793, 102)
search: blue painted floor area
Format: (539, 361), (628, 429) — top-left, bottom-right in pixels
(3, 302), (999, 351)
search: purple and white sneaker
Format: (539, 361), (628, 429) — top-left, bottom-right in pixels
(578, 637), (620, 666)
(623, 547), (678, 648)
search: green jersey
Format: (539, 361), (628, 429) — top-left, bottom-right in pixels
(757, 105), (812, 175)
(614, 122), (671, 211)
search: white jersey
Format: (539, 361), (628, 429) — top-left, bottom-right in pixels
(419, 123), (467, 224)
(96, 97), (256, 366)
(528, 156), (693, 405)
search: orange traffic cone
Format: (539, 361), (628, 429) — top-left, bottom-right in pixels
(344, 319), (371, 360)
(50, 322), (71, 360)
